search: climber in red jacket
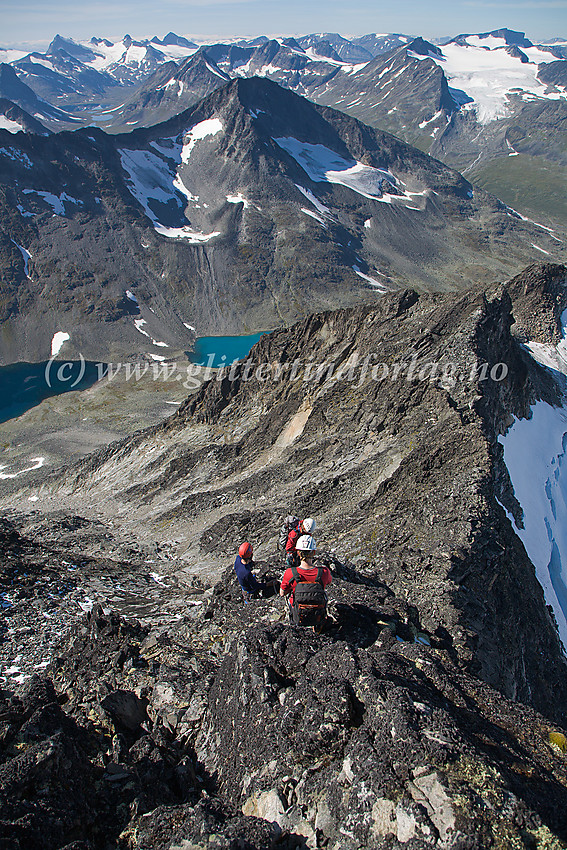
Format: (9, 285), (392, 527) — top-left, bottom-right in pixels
(285, 517), (316, 567)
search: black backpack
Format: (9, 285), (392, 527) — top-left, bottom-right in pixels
(291, 566), (327, 628)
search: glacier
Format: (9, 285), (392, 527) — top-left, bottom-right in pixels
(499, 311), (567, 649)
(119, 119), (224, 242)
(499, 403), (567, 649)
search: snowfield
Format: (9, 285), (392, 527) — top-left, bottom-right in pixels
(180, 118), (223, 163)
(120, 119), (224, 242)
(428, 40), (566, 123)
(273, 137), (422, 205)
(500, 402), (567, 649)
(500, 310), (567, 649)
(0, 116), (25, 133)
(21, 189), (83, 216)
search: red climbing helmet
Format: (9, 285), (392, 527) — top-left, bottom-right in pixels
(239, 542), (253, 560)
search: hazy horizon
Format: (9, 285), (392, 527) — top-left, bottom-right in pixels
(1, 0), (565, 48)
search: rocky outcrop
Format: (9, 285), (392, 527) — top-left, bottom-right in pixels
(2, 523), (567, 849)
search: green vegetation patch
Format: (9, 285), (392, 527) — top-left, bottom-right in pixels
(470, 154), (567, 226)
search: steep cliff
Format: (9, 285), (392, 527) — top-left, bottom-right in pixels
(4, 262), (567, 720)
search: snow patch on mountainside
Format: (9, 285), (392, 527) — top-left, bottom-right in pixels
(21, 190), (83, 216)
(0, 147), (32, 168)
(352, 264), (388, 291)
(303, 47), (345, 66)
(301, 208), (328, 227)
(11, 240), (32, 278)
(0, 116), (24, 133)
(204, 60), (229, 80)
(295, 184), (333, 219)
(226, 193), (250, 208)
(180, 118), (223, 162)
(274, 137), (402, 201)
(51, 332), (69, 356)
(0, 456), (45, 480)
(500, 310), (567, 648)
(120, 129), (222, 242)
(462, 35), (508, 50)
(505, 205), (562, 242)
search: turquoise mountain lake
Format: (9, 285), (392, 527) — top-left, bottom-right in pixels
(189, 333), (266, 368)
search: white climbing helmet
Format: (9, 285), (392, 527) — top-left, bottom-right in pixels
(302, 517), (316, 533)
(296, 534), (316, 551)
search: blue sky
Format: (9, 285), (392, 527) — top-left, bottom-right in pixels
(1, 0), (566, 47)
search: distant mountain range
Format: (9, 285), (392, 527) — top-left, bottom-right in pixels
(1, 27), (565, 228)
(1, 74), (564, 364)
(1, 28), (567, 363)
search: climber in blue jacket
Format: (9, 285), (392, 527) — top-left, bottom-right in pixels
(234, 542), (278, 602)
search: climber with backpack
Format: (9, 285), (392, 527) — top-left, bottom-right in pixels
(284, 517), (316, 568)
(234, 542), (279, 603)
(278, 515), (300, 552)
(279, 534), (331, 631)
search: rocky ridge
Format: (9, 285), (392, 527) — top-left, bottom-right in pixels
(2, 503), (567, 850)
(2, 508), (567, 848)
(3, 262), (567, 714)
(3, 263), (567, 846)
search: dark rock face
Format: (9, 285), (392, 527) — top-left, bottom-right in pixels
(0, 676), (102, 849)
(539, 60), (567, 89)
(197, 615), (567, 850)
